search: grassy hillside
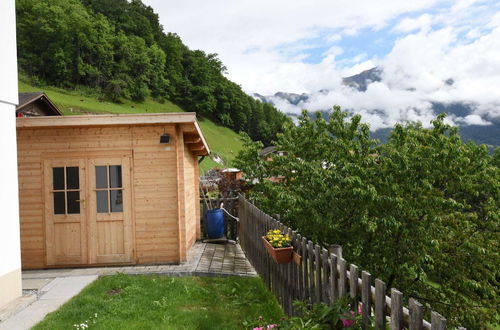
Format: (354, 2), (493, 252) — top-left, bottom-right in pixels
(19, 81), (243, 173)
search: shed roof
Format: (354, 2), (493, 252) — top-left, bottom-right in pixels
(16, 112), (210, 155)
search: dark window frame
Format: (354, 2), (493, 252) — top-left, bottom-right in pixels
(52, 166), (80, 215)
(95, 165), (124, 214)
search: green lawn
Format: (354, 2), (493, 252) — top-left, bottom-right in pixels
(19, 81), (244, 173)
(33, 275), (283, 330)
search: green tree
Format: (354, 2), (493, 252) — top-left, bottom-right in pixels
(235, 107), (499, 328)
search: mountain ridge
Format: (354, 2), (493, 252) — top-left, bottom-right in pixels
(253, 67), (499, 146)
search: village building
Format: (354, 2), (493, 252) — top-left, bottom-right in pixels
(16, 92), (62, 117)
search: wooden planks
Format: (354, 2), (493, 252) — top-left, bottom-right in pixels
(17, 121), (202, 269)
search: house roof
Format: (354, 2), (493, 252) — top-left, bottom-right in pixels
(17, 92), (63, 115)
(16, 112), (210, 156)
(259, 146), (277, 157)
(222, 168), (241, 173)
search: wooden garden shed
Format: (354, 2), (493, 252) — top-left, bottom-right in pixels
(16, 113), (209, 269)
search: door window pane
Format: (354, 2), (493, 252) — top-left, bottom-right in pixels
(53, 167), (65, 190)
(110, 190), (123, 212)
(53, 192), (65, 214)
(109, 166), (122, 188)
(67, 191), (80, 214)
(96, 190), (109, 213)
(66, 167), (79, 189)
(96, 166), (108, 189)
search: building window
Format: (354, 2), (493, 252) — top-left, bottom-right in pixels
(52, 167), (80, 215)
(95, 165), (123, 213)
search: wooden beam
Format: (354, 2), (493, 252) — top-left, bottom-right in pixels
(183, 134), (201, 144)
(188, 143), (205, 151)
(192, 150), (209, 156)
(17, 112), (197, 128)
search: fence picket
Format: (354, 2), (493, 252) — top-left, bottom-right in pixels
(391, 289), (403, 330)
(314, 244), (322, 304)
(409, 298), (423, 330)
(308, 241), (315, 302)
(375, 279), (386, 329)
(330, 254), (338, 303)
(349, 264), (359, 307)
(431, 312), (447, 330)
(322, 249), (330, 304)
(361, 271), (372, 328)
(302, 237), (309, 302)
(338, 258), (347, 298)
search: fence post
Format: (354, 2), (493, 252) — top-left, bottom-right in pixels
(329, 244), (342, 259)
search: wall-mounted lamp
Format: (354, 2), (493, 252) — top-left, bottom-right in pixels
(160, 133), (170, 144)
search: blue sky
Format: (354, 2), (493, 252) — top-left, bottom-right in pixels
(144, 0), (500, 129)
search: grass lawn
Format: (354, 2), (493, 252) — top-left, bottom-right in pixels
(19, 81), (244, 173)
(33, 275), (283, 330)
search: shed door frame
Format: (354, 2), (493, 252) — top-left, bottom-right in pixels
(88, 157), (133, 264)
(43, 152), (134, 266)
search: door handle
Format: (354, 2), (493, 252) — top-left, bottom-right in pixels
(76, 200), (85, 202)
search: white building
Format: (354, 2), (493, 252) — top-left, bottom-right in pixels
(0, 0), (22, 308)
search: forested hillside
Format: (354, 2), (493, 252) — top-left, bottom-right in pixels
(16, 0), (289, 145)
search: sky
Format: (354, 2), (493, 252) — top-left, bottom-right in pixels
(143, 0), (500, 130)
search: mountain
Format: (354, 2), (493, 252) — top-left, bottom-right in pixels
(342, 67), (382, 92)
(253, 68), (500, 147)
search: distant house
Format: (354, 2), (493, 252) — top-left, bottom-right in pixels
(259, 146), (287, 161)
(17, 113), (209, 269)
(16, 92), (62, 117)
(221, 168), (243, 181)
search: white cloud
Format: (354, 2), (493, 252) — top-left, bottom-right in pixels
(142, 0), (500, 130)
(456, 114), (493, 126)
(392, 14), (433, 33)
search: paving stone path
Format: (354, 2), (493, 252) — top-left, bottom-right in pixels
(21, 242), (255, 281)
(195, 242), (255, 275)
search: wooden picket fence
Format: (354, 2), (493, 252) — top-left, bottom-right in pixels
(200, 196), (239, 241)
(238, 195), (463, 329)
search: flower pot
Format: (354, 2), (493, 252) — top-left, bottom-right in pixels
(262, 236), (293, 264)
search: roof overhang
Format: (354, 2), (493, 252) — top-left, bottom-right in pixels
(16, 112), (210, 156)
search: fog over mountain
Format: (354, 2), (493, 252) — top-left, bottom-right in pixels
(253, 67), (500, 146)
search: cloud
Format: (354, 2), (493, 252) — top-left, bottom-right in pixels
(456, 115), (493, 126)
(142, 0), (500, 130)
(392, 14), (433, 33)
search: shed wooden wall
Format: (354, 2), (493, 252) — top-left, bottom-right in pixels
(183, 148), (198, 250)
(17, 123), (200, 269)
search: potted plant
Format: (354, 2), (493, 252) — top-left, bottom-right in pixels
(262, 229), (293, 264)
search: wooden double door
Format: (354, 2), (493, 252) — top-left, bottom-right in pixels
(43, 156), (133, 266)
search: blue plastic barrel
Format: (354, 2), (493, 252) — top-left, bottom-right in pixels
(205, 208), (225, 238)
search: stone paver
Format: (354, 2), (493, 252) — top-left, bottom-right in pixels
(0, 275), (98, 330)
(195, 243), (256, 276)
